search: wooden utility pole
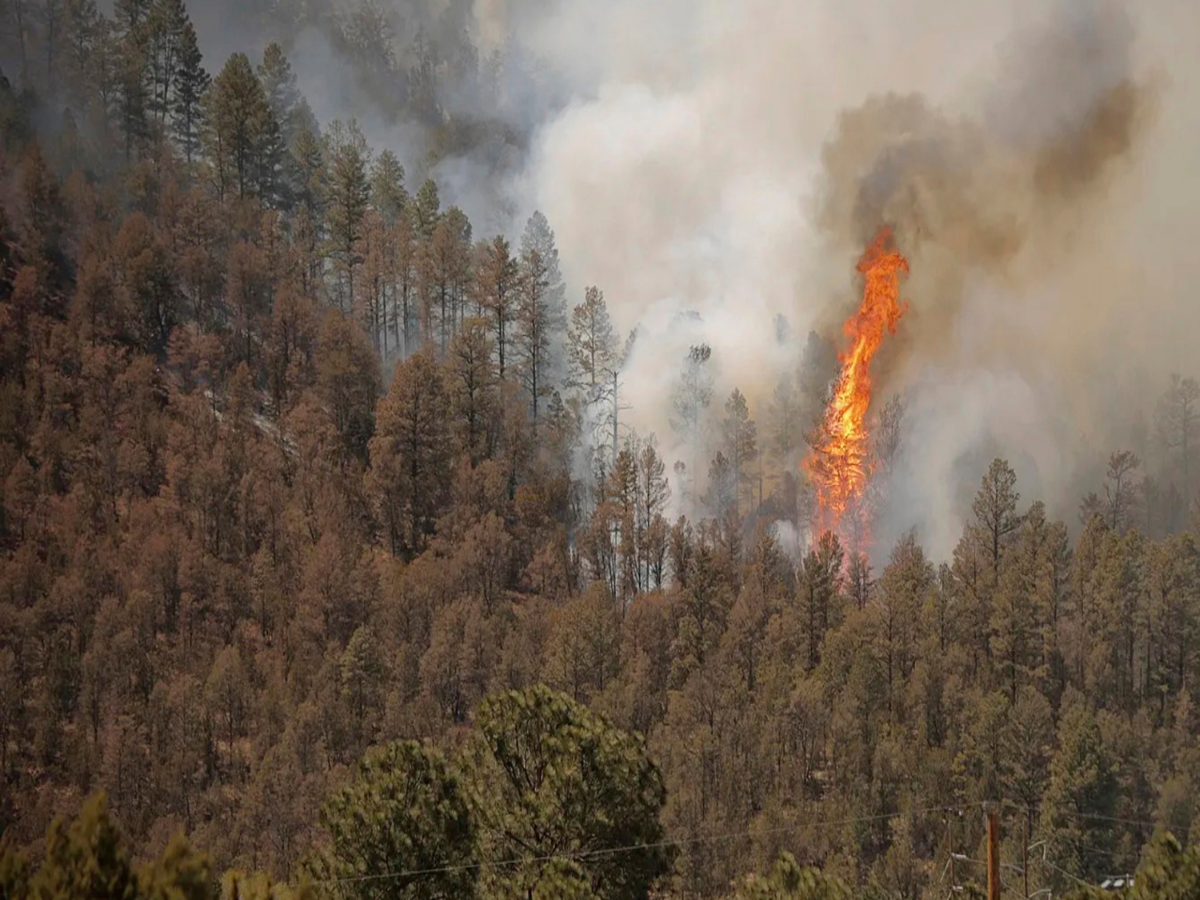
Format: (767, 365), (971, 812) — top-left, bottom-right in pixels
(948, 817), (956, 890)
(987, 810), (1001, 900)
(1023, 815), (1030, 900)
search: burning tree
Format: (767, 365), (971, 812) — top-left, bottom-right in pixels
(803, 226), (909, 555)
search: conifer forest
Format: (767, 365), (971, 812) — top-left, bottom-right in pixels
(2, 0), (1200, 898)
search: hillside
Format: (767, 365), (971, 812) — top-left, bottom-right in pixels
(3, 2), (1200, 899)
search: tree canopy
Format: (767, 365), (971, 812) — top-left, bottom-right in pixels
(2, 2), (1200, 899)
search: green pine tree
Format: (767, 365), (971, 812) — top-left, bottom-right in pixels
(465, 685), (673, 900)
(170, 18), (208, 165)
(322, 120), (372, 312)
(315, 741), (477, 900)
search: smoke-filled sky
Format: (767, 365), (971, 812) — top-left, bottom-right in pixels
(494, 0), (1200, 556)
(183, 0), (1200, 558)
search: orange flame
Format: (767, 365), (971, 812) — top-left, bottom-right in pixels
(804, 226), (909, 548)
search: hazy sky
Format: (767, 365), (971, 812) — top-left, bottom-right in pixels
(485, 0), (1200, 555)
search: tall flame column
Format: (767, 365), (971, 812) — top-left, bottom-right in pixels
(804, 226), (909, 550)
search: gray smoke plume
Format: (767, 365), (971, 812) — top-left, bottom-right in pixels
(114, 0), (1200, 558)
(172, 0), (556, 234)
(814, 0), (1153, 371)
(805, 0), (1167, 553)
(502, 0), (1199, 557)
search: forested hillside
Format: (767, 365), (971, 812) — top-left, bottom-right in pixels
(3, 1), (1200, 899)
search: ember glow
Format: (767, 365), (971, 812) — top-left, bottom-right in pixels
(804, 226), (909, 548)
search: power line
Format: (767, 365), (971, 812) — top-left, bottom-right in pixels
(1001, 801), (1158, 831)
(1051, 832), (1136, 865)
(312, 803), (984, 887)
(312, 800), (1159, 889)
(1036, 854), (1091, 888)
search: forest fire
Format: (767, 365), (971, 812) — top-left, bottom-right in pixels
(804, 226), (909, 548)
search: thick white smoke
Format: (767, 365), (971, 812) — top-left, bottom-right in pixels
(488, 0), (1200, 558)
(181, 0), (1200, 558)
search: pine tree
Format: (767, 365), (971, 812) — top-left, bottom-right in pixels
(367, 351), (452, 558)
(339, 625), (385, 749)
(874, 530), (931, 719)
(704, 452), (736, 520)
(443, 207), (473, 333)
(393, 211), (419, 354)
(406, 27), (439, 126)
(423, 216), (460, 352)
(170, 17), (207, 165)
(291, 123), (325, 216)
(317, 741), (476, 900)
(721, 388), (758, 513)
(999, 686), (1055, 824)
(115, 49), (150, 161)
(465, 686), (671, 900)
(204, 52), (270, 201)
(1102, 450), (1141, 534)
(733, 852), (853, 900)
(254, 101), (286, 206)
(991, 501), (1050, 701)
(566, 285), (616, 400)
(412, 177), (440, 241)
(637, 436), (671, 590)
(515, 216), (566, 427)
(953, 457), (1022, 684)
(369, 148), (407, 224)
(91, 17), (123, 142)
(323, 120), (372, 312)
(145, 0), (190, 133)
(767, 370), (802, 469)
(799, 530), (845, 670)
(362, 211), (391, 355)
(1040, 516), (1072, 704)
(31, 793), (139, 900)
(315, 308), (382, 461)
(447, 316), (499, 464)
(112, 0), (154, 160)
(62, 0), (103, 103)
(1093, 529), (1145, 711)
(38, 0), (68, 95)
(847, 550), (873, 610)
(257, 42), (300, 144)
(255, 42), (299, 206)
(1068, 513), (1109, 689)
(475, 235), (519, 379)
(974, 458), (1022, 581)
(670, 344), (715, 507)
(17, 140), (69, 291)
(1040, 703), (1121, 883)
(113, 0), (151, 31)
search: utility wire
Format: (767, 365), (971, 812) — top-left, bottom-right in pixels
(1037, 854), (1091, 888)
(1001, 800), (1158, 831)
(312, 802), (985, 886)
(1051, 832), (1137, 865)
(314, 799), (1157, 888)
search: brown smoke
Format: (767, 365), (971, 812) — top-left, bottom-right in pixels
(796, 0), (1190, 553)
(813, 0), (1157, 379)
(488, 0), (1193, 553)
